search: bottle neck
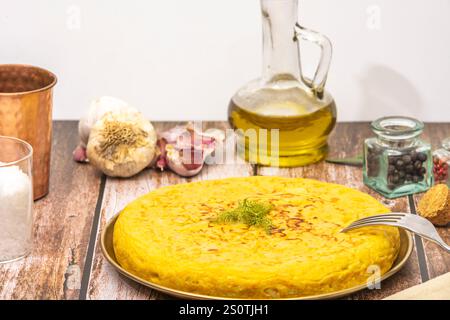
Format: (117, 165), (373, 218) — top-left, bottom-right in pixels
(261, 0), (301, 83)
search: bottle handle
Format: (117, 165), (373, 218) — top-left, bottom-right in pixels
(294, 23), (332, 98)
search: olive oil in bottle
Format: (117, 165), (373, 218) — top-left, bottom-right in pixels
(229, 87), (336, 167)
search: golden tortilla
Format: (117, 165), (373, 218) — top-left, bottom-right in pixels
(113, 176), (400, 299)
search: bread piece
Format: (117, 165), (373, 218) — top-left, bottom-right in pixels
(384, 272), (450, 300)
(417, 184), (450, 227)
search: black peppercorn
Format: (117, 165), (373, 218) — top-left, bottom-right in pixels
(396, 160), (404, 170)
(417, 152), (427, 162)
(405, 164), (414, 173)
(392, 174), (399, 183)
(414, 160), (422, 170)
(402, 155), (412, 164)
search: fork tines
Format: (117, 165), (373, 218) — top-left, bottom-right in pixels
(352, 213), (405, 223)
(341, 213), (406, 233)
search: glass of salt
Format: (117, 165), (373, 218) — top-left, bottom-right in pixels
(0, 136), (33, 263)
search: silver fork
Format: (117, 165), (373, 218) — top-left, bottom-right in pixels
(341, 213), (450, 253)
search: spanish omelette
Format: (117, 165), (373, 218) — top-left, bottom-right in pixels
(113, 176), (400, 299)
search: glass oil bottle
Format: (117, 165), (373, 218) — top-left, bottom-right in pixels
(228, 0), (336, 167)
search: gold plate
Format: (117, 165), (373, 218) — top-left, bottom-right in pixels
(101, 213), (413, 300)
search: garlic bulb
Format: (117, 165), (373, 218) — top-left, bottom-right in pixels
(86, 111), (157, 178)
(78, 96), (138, 148)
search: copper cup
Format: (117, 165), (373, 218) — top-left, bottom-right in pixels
(0, 64), (57, 200)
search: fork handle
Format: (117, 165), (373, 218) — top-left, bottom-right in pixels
(426, 237), (450, 253)
(438, 241), (450, 253)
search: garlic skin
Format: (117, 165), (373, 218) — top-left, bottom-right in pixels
(154, 123), (225, 177)
(78, 96), (138, 148)
(165, 145), (205, 177)
(73, 145), (88, 163)
(87, 111), (157, 178)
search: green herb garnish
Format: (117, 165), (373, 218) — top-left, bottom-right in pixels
(216, 199), (274, 234)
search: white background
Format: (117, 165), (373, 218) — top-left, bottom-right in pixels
(1, 0), (450, 122)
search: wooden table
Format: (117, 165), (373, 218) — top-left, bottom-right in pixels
(0, 121), (448, 300)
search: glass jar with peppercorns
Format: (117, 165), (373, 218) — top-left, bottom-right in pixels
(432, 138), (450, 185)
(363, 116), (432, 198)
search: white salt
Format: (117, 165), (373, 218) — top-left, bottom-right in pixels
(0, 164), (33, 262)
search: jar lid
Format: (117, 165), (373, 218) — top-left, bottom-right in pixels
(371, 116), (424, 141)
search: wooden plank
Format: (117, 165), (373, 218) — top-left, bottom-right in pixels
(413, 123), (450, 280)
(87, 122), (254, 300)
(257, 123), (422, 300)
(0, 121), (102, 299)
